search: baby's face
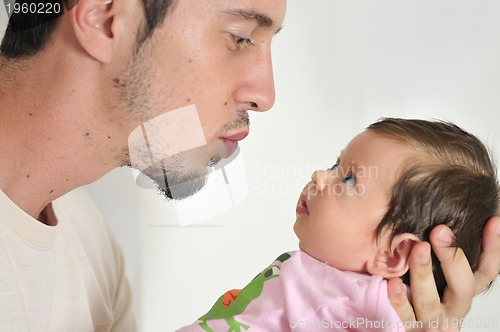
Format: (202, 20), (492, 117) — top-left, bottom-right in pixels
(294, 130), (414, 272)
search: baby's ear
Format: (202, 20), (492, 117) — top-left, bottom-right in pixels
(366, 233), (420, 278)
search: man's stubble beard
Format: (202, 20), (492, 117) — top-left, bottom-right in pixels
(111, 39), (208, 200)
(112, 37), (251, 200)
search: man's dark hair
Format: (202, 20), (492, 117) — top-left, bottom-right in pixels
(369, 118), (499, 297)
(0, 0), (175, 59)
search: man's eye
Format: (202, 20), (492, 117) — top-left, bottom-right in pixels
(343, 173), (356, 186)
(232, 35), (255, 48)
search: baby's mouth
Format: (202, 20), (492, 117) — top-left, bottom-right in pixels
(296, 193), (309, 215)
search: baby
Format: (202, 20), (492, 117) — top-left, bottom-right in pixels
(178, 118), (499, 332)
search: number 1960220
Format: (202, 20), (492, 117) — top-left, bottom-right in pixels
(6, 2), (61, 15)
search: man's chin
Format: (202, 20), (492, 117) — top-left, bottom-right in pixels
(138, 164), (208, 200)
(155, 175), (207, 200)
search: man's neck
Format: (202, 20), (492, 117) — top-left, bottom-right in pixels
(0, 57), (123, 220)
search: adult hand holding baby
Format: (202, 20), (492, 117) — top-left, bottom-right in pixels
(389, 219), (500, 332)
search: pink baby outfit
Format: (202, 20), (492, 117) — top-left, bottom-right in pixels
(178, 251), (405, 331)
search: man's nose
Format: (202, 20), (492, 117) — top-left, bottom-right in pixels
(234, 46), (276, 113)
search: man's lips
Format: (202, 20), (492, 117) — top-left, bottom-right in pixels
(220, 131), (249, 158)
(223, 131), (249, 142)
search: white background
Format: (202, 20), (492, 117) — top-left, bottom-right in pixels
(2, 1), (500, 331)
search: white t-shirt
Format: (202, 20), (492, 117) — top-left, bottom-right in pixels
(0, 188), (135, 332)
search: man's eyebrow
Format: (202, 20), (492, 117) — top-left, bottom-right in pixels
(219, 9), (284, 34)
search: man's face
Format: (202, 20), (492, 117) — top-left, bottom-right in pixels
(118, 0), (287, 199)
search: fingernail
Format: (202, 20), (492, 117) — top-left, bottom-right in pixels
(419, 249), (431, 265)
(438, 227), (454, 245)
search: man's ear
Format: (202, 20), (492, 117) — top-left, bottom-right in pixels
(70, 0), (118, 63)
(366, 233), (420, 278)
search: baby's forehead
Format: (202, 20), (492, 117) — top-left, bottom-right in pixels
(342, 130), (417, 160)
(342, 130), (418, 185)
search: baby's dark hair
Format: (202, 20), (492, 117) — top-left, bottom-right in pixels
(368, 118), (499, 297)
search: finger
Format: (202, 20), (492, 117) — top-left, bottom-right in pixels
(474, 216), (500, 293)
(429, 225), (475, 319)
(408, 241), (442, 324)
(388, 277), (416, 324)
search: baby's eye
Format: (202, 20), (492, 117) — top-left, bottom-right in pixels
(343, 173), (356, 186)
(329, 163), (339, 170)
